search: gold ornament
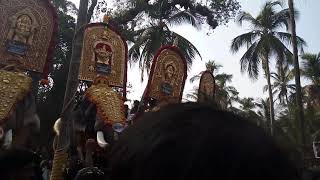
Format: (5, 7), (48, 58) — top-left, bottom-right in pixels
(79, 23), (127, 89)
(0, 70), (32, 124)
(0, 0), (55, 73)
(146, 48), (187, 105)
(85, 76), (126, 126)
(198, 71), (215, 103)
(103, 15), (109, 23)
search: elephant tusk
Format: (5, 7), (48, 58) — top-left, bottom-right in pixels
(97, 131), (109, 148)
(3, 129), (13, 149)
(0, 126), (4, 140)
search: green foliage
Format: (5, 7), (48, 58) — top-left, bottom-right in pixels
(231, 0), (306, 135)
(301, 52), (320, 109)
(107, 0), (240, 75)
(264, 64), (295, 104)
(301, 53), (320, 85)
(37, 1), (76, 151)
(111, 0), (240, 29)
(189, 60), (222, 83)
(128, 24), (201, 78)
(231, 0), (305, 79)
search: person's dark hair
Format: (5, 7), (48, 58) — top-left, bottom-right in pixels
(74, 167), (106, 180)
(0, 148), (42, 180)
(130, 100), (140, 114)
(109, 103), (300, 180)
(124, 104), (129, 118)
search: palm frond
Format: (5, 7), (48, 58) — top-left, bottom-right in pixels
(215, 73), (233, 85)
(190, 74), (201, 83)
(206, 60), (222, 73)
(263, 84), (269, 93)
(172, 31), (202, 69)
(274, 32), (306, 52)
(236, 11), (261, 28)
(230, 31), (260, 53)
(301, 52), (320, 85)
(128, 27), (156, 64)
(167, 10), (201, 30)
(271, 8), (290, 30)
(239, 40), (262, 79)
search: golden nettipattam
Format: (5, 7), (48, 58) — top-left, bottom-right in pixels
(0, 70), (32, 124)
(78, 20), (128, 91)
(0, 0), (56, 74)
(198, 71), (215, 103)
(85, 76), (126, 127)
(144, 46), (188, 107)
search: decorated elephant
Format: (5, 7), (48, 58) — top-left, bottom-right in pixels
(0, 0), (57, 150)
(51, 76), (127, 171)
(75, 18), (127, 152)
(51, 17), (128, 179)
(0, 70), (40, 150)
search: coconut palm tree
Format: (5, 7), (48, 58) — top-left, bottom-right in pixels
(301, 53), (320, 85)
(301, 53), (320, 108)
(128, 0), (202, 78)
(256, 98), (271, 129)
(230, 0), (306, 135)
(288, 0), (306, 152)
(264, 64), (295, 105)
(238, 97), (256, 111)
(238, 97), (262, 126)
(190, 60), (222, 83)
(189, 60), (239, 109)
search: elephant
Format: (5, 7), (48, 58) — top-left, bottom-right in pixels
(0, 93), (40, 150)
(72, 98), (117, 148)
(52, 82), (127, 170)
(0, 69), (41, 150)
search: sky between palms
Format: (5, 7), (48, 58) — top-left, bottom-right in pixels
(70, 0), (320, 104)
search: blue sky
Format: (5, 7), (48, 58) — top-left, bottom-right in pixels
(70, 0), (320, 104)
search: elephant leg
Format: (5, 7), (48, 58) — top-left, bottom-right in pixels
(12, 101), (25, 146)
(85, 139), (96, 167)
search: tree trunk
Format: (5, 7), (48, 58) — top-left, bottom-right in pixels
(265, 59), (276, 136)
(50, 0), (88, 179)
(87, 0), (98, 23)
(62, 0), (88, 151)
(63, 0), (88, 108)
(288, 0), (306, 152)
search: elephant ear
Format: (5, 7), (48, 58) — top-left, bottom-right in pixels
(85, 76), (126, 128)
(0, 70), (32, 125)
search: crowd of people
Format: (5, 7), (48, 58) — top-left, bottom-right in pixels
(0, 102), (301, 180)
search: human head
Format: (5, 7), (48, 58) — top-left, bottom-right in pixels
(124, 105), (129, 118)
(0, 148), (42, 180)
(165, 64), (175, 80)
(16, 15), (32, 33)
(133, 100), (140, 107)
(74, 167), (106, 180)
(94, 43), (112, 63)
(109, 103), (300, 180)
